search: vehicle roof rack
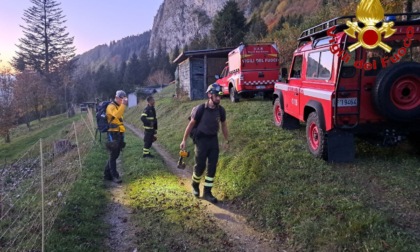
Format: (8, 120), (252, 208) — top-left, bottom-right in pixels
(298, 12), (420, 42)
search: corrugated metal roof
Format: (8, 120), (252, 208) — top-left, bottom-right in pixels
(173, 47), (236, 64)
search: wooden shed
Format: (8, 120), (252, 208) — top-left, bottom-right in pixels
(173, 47), (235, 100)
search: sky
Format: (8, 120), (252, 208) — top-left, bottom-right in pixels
(0, 0), (163, 69)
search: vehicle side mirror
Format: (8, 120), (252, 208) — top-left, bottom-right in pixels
(215, 75), (220, 79)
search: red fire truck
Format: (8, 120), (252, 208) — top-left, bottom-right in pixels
(215, 43), (280, 102)
(273, 13), (420, 162)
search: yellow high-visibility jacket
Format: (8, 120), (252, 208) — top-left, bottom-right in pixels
(106, 101), (126, 133)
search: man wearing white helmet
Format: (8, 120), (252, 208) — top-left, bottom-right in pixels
(104, 90), (128, 183)
(180, 83), (229, 203)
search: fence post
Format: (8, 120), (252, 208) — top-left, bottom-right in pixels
(73, 122), (82, 170)
(40, 139), (45, 252)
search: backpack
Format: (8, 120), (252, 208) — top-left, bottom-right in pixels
(188, 104), (205, 140)
(96, 101), (114, 133)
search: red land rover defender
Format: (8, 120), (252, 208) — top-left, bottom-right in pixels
(216, 43), (280, 102)
(273, 13), (420, 162)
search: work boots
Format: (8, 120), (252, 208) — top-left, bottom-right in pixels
(203, 186), (218, 204)
(112, 177), (122, 183)
(143, 153), (154, 158)
(192, 182), (200, 197)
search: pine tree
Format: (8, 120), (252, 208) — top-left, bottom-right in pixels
(95, 64), (116, 99)
(124, 53), (142, 90)
(170, 45), (180, 77)
(117, 61), (127, 88)
(246, 13), (268, 42)
(12, 0), (75, 76)
(210, 0), (248, 48)
(138, 48), (150, 87)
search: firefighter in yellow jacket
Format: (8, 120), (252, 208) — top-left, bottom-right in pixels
(104, 90), (128, 183)
(140, 96), (157, 158)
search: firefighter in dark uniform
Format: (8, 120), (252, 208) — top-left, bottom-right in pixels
(141, 96), (158, 158)
(180, 83), (229, 203)
(104, 90), (128, 183)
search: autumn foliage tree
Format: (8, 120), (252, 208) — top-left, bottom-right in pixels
(144, 69), (172, 86)
(0, 68), (16, 143)
(13, 71), (51, 128)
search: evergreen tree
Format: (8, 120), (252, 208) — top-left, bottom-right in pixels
(149, 44), (173, 82)
(275, 16), (287, 31)
(210, 0), (248, 47)
(117, 61), (127, 89)
(246, 13), (268, 42)
(74, 70), (96, 103)
(171, 45), (180, 63)
(150, 44), (164, 74)
(124, 53), (142, 90)
(12, 0), (75, 76)
(138, 48), (150, 87)
(95, 64), (116, 99)
(170, 45), (180, 77)
(183, 44), (189, 53)
(189, 34), (210, 50)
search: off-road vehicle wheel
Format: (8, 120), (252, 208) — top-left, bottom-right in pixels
(230, 86), (240, 103)
(306, 112), (327, 160)
(273, 98), (300, 129)
(373, 62), (420, 121)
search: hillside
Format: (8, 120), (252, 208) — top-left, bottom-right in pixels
(73, 0), (326, 76)
(75, 31), (151, 74)
(123, 85), (420, 250)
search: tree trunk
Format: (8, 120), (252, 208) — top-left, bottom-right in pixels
(5, 131), (10, 143)
(26, 119), (31, 131)
(404, 0), (413, 19)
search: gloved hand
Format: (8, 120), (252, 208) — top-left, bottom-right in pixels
(153, 136), (157, 142)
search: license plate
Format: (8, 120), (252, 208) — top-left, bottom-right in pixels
(256, 85), (265, 89)
(337, 98), (357, 107)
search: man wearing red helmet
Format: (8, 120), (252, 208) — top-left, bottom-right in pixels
(180, 83), (229, 203)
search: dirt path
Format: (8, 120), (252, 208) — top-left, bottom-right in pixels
(125, 124), (285, 252)
(103, 160), (139, 252)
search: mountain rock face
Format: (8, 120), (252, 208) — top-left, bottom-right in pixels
(75, 0), (251, 73)
(149, 0), (250, 56)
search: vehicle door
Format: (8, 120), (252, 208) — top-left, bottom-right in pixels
(301, 49), (335, 122)
(283, 54), (303, 117)
(215, 66), (230, 95)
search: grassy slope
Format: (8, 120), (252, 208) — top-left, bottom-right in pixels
(45, 143), (108, 252)
(125, 85), (420, 251)
(0, 113), (108, 251)
(44, 114), (232, 251)
(4, 88), (419, 251)
(0, 114), (77, 162)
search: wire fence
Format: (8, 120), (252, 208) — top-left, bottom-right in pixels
(0, 109), (97, 252)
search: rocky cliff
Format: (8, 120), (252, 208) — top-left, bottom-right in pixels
(149, 0), (250, 56)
